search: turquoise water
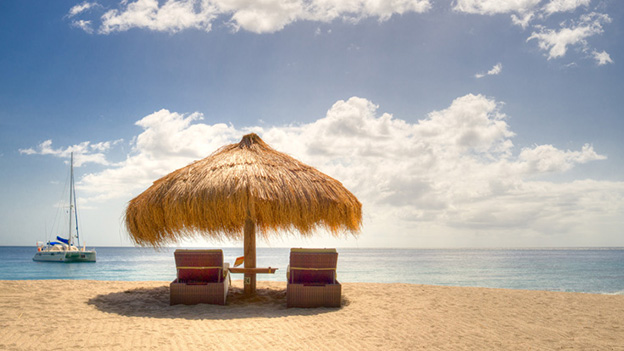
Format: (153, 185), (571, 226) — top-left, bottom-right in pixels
(1, 246), (623, 294)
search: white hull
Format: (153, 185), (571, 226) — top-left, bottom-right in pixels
(33, 249), (96, 263)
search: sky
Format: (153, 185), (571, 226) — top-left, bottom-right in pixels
(1, 0), (623, 249)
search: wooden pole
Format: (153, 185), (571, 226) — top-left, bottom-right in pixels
(243, 217), (256, 295)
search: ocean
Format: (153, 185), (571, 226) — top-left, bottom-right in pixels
(1, 246), (623, 294)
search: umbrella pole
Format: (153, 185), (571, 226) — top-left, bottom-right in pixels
(243, 217), (256, 295)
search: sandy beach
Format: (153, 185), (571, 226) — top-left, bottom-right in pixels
(1, 280), (623, 351)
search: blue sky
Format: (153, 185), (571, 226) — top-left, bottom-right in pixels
(1, 0), (623, 248)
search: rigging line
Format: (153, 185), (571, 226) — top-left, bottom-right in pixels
(47, 160), (72, 243)
(73, 167), (80, 246)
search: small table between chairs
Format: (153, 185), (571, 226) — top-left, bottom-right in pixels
(228, 267), (278, 274)
(229, 267), (278, 295)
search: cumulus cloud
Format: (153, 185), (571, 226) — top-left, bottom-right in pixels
(77, 109), (241, 201)
(517, 143), (605, 174)
(25, 94), (621, 241)
(69, 0), (431, 34)
(475, 62), (502, 78)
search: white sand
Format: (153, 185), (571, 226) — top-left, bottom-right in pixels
(1, 280), (623, 350)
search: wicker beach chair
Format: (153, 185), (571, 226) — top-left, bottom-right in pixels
(286, 248), (341, 308)
(170, 249), (230, 305)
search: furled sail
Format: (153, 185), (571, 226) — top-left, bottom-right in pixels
(56, 236), (69, 244)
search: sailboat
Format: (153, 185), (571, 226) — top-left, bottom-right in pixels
(33, 153), (96, 262)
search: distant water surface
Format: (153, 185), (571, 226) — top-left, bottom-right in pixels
(1, 246), (623, 294)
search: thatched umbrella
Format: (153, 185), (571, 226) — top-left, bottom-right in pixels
(125, 133), (362, 295)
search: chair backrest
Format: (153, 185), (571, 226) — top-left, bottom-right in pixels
(289, 248), (338, 284)
(174, 249), (224, 283)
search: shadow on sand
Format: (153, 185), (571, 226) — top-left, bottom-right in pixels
(87, 284), (349, 320)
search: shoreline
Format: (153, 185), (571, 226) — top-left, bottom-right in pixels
(2, 280), (623, 350)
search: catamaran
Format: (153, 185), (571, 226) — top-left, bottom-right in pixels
(33, 153), (96, 262)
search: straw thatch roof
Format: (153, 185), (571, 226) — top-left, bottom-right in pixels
(125, 133), (362, 246)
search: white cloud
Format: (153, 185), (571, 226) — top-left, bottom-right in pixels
(65, 0), (613, 67)
(488, 62), (502, 75)
(517, 143), (605, 174)
(131, 109), (245, 160)
(71, 19), (94, 33)
(67, 1), (100, 33)
(70, 0), (431, 34)
(303, 0), (432, 23)
(592, 50), (613, 65)
(99, 0), (218, 34)
(28, 94), (621, 243)
(454, 0), (540, 30)
(475, 62), (502, 78)
(217, 0), (304, 33)
(453, 0), (541, 15)
(454, 1), (613, 65)
(68, 2), (98, 17)
(527, 12), (611, 60)
(542, 0), (591, 16)
(65, 1), (614, 67)
(297, 96), (618, 242)
(453, 0), (590, 18)
(511, 12), (534, 29)
(414, 94), (515, 156)
(79, 109), (242, 201)
(19, 139), (122, 167)
(443, 179), (623, 235)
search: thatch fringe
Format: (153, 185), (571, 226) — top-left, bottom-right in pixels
(125, 133), (362, 246)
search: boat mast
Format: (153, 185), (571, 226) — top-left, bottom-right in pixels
(68, 153), (73, 247)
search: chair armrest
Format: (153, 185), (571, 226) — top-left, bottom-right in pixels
(222, 262), (230, 280)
